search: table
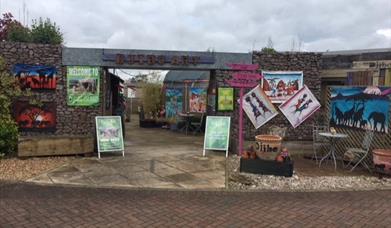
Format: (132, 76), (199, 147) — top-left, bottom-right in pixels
(318, 132), (348, 170)
(178, 112), (195, 135)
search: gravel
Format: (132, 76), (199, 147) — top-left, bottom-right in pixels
(0, 157), (71, 182)
(227, 155), (391, 191)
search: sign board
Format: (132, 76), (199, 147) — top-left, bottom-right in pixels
(203, 116), (231, 157)
(226, 63), (259, 71)
(95, 116), (125, 158)
(67, 66), (100, 106)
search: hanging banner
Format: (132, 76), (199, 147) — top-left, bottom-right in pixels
(218, 88), (234, 111)
(262, 71), (303, 103)
(13, 101), (56, 131)
(329, 86), (390, 133)
(203, 116), (231, 157)
(12, 64), (57, 90)
(165, 88), (183, 118)
(241, 85), (278, 129)
(95, 116), (124, 158)
(279, 85), (321, 128)
(67, 66), (100, 106)
(189, 88), (207, 113)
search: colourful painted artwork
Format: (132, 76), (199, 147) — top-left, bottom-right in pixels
(12, 64), (57, 90)
(241, 85), (278, 129)
(67, 66), (100, 106)
(165, 88), (183, 118)
(262, 71), (303, 103)
(218, 88), (234, 111)
(329, 86), (390, 133)
(279, 85), (321, 128)
(189, 88), (207, 113)
(13, 101), (56, 131)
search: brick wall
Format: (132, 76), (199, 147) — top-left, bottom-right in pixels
(0, 41), (103, 136)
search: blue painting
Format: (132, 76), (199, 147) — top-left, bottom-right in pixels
(165, 89), (183, 118)
(329, 86), (391, 133)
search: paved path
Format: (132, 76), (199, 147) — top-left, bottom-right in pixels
(1, 182), (390, 227)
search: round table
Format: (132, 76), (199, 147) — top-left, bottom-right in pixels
(318, 132), (348, 170)
(178, 112), (195, 135)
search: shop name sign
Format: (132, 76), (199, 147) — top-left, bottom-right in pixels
(225, 70), (262, 88)
(102, 53), (215, 66)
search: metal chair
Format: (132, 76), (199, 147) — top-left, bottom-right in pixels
(312, 125), (329, 163)
(343, 129), (374, 172)
(191, 112), (205, 135)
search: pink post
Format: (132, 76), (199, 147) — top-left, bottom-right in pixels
(239, 88), (244, 156)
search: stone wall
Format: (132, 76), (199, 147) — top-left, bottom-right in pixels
(0, 41), (102, 137)
(212, 52), (322, 154)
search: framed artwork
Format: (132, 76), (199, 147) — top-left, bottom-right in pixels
(241, 85), (278, 129)
(279, 85), (321, 128)
(262, 71), (303, 103)
(218, 88), (234, 111)
(67, 66), (100, 106)
(329, 86), (390, 133)
(12, 64), (57, 90)
(165, 88), (183, 118)
(189, 88), (207, 113)
(13, 101), (56, 131)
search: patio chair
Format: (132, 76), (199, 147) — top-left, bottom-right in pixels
(312, 125), (329, 163)
(343, 129), (374, 172)
(191, 112), (205, 135)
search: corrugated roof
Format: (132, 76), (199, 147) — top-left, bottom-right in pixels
(163, 70), (210, 83)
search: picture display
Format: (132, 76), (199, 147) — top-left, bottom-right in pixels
(203, 116), (231, 157)
(218, 88), (234, 111)
(165, 88), (183, 118)
(262, 71), (303, 103)
(329, 86), (390, 133)
(95, 116), (124, 157)
(279, 85), (321, 128)
(67, 66), (100, 106)
(241, 85), (278, 129)
(189, 88), (207, 113)
(12, 64), (57, 90)
(13, 101), (56, 131)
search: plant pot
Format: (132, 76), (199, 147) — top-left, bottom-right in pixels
(240, 157), (294, 177)
(373, 149), (391, 175)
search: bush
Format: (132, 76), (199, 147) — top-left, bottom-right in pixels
(140, 82), (163, 119)
(0, 117), (18, 157)
(7, 22), (31, 42)
(30, 17), (63, 44)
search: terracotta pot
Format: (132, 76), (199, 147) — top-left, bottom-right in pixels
(250, 151), (257, 160)
(242, 151), (249, 159)
(373, 149), (391, 175)
(275, 154), (284, 163)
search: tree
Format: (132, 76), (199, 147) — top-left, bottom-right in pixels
(0, 12), (24, 41)
(30, 17), (63, 44)
(7, 23), (31, 42)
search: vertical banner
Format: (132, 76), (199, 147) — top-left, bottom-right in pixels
(95, 116), (125, 158)
(218, 87), (234, 111)
(67, 66), (100, 106)
(203, 116), (231, 157)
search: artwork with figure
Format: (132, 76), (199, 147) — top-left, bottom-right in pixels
(165, 88), (183, 118)
(67, 66), (100, 106)
(262, 71), (303, 103)
(329, 86), (390, 133)
(279, 85), (321, 128)
(189, 88), (207, 113)
(241, 85), (278, 129)
(12, 64), (57, 90)
(13, 101), (56, 131)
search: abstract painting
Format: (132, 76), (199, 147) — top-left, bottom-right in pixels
(189, 88), (207, 113)
(165, 88), (183, 118)
(262, 71), (303, 103)
(12, 64), (57, 90)
(13, 101), (56, 131)
(329, 86), (390, 133)
(241, 85), (278, 129)
(279, 85), (321, 128)
(218, 87), (234, 111)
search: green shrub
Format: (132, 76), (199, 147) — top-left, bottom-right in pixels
(0, 117), (18, 157)
(30, 17), (63, 44)
(7, 23), (31, 42)
(140, 82), (163, 119)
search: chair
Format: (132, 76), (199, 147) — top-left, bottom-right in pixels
(191, 112), (205, 135)
(312, 125), (329, 163)
(343, 129), (374, 172)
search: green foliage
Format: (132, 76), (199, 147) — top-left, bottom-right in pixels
(140, 82), (163, 119)
(261, 47), (277, 54)
(0, 117), (18, 157)
(7, 22), (31, 42)
(30, 17), (63, 44)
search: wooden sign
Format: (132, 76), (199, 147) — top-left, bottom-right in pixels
(232, 73), (262, 80)
(225, 80), (258, 88)
(226, 63), (259, 71)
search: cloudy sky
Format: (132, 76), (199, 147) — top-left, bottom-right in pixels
(1, 0), (391, 52)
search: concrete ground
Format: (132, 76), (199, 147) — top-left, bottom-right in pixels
(28, 117), (226, 189)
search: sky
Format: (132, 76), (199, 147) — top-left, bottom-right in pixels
(1, 0), (390, 53)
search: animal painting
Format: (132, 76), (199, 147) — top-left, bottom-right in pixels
(368, 112), (386, 133)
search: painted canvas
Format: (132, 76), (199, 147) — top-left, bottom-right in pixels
(189, 88), (207, 113)
(12, 64), (57, 90)
(13, 101), (56, 131)
(165, 88), (183, 118)
(67, 66), (100, 106)
(279, 85), (321, 128)
(262, 71), (303, 103)
(329, 86), (390, 133)
(241, 85), (278, 129)
(218, 88), (234, 111)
